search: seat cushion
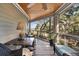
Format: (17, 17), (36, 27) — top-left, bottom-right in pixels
(0, 47), (10, 56)
(0, 43), (11, 56)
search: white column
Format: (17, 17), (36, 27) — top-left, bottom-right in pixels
(28, 22), (31, 35)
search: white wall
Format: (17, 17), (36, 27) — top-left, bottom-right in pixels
(0, 3), (28, 43)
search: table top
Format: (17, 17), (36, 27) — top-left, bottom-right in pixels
(5, 39), (30, 46)
(6, 45), (22, 51)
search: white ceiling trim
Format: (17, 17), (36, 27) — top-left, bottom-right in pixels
(12, 3), (30, 21)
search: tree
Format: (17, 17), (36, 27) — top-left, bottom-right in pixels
(59, 5), (79, 35)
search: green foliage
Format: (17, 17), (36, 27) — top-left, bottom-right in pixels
(59, 40), (64, 45)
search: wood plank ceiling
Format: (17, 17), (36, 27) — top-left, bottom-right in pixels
(19, 3), (62, 22)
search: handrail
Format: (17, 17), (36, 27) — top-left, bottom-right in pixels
(60, 33), (79, 40)
(53, 32), (79, 41)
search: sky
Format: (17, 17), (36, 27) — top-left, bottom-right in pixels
(31, 21), (38, 29)
(31, 22), (37, 29)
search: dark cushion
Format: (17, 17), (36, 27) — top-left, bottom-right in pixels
(0, 43), (11, 56)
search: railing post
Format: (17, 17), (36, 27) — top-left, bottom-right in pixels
(49, 17), (51, 40)
(64, 36), (68, 46)
(53, 14), (60, 44)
